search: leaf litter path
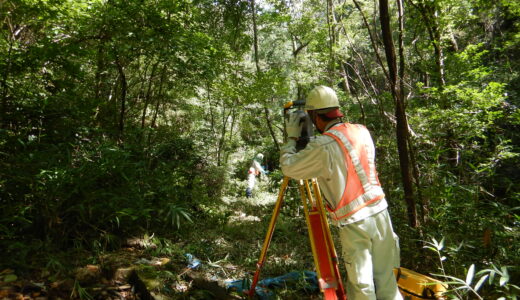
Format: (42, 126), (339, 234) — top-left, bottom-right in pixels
(0, 183), (319, 299)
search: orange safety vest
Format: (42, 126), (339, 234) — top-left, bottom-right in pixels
(323, 123), (385, 221)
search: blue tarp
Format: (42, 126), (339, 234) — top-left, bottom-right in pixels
(226, 271), (319, 299)
(185, 253), (201, 270)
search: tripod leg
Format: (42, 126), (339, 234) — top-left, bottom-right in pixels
(312, 180), (347, 300)
(245, 176), (290, 298)
(301, 179), (347, 300)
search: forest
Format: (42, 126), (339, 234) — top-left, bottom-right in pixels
(0, 0), (519, 299)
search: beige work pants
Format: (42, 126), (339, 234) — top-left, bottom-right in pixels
(338, 209), (402, 300)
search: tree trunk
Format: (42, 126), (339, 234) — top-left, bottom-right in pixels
(251, 0), (280, 151)
(206, 81), (216, 137)
(340, 62), (366, 124)
(251, 0), (261, 74)
(379, 0), (418, 228)
(150, 97), (161, 130)
(264, 105), (280, 152)
(115, 55), (127, 138)
(149, 69), (167, 131)
(407, 0), (446, 90)
(352, 0), (390, 82)
(141, 62), (160, 129)
(146, 66), (167, 148)
(326, 0), (336, 85)
(408, 0), (458, 167)
(1, 39), (13, 129)
(217, 104), (231, 166)
(225, 102), (239, 164)
(291, 35), (308, 100)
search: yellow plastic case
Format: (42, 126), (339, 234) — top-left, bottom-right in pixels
(394, 267), (448, 300)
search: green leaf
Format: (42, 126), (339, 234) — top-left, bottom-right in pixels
(465, 264), (475, 285)
(423, 246), (437, 252)
(488, 269), (496, 284)
(3, 274), (17, 283)
(474, 274), (488, 292)
(499, 267), (509, 287)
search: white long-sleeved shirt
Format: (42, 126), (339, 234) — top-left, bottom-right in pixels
(247, 159), (265, 189)
(251, 160), (265, 174)
(279, 122), (388, 226)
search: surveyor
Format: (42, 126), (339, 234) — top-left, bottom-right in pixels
(246, 153), (266, 198)
(280, 86), (402, 300)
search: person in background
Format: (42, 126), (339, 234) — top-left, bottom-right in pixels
(280, 86), (402, 300)
(246, 153), (266, 198)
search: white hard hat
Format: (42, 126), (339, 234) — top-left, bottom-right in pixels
(256, 153), (264, 160)
(305, 86), (339, 111)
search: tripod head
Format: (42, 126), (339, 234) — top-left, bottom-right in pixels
(283, 100), (314, 151)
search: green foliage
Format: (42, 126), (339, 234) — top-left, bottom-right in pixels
(0, 127), (225, 269)
(424, 237), (519, 299)
(72, 280), (93, 300)
(163, 203), (193, 229)
(476, 264), (520, 299)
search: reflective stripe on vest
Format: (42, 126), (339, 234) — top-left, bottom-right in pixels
(323, 123), (385, 221)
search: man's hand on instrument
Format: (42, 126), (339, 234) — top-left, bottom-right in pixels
(286, 111), (305, 139)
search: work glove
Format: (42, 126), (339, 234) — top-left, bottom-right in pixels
(286, 111), (305, 139)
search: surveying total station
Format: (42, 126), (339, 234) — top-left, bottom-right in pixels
(244, 100), (347, 299)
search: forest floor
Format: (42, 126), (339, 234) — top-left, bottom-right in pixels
(1, 178), (327, 300)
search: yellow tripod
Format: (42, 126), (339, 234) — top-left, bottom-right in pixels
(245, 176), (346, 299)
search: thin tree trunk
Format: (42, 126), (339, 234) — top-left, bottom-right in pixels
(0, 14), (20, 129)
(1, 39), (13, 129)
(150, 97), (161, 130)
(408, 135), (427, 225)
(409, 0), (458, 167)
(204, 82), (223, 162)
(342, 28), (382, 98)
(217, 105), (231, 166)
(344, 60), (387, 123)
(349, 0), (392, 124)
(115, 55), (127, 138)
(141, 62), (160, 129)
(340, 65), (367, 125)
(407, 0), (446, 90)
(149, 71), (166, 131)
(352, 92), (367, 125)
(136, 58), (151, 107)
(379, 0), (417, 228)
(225, 102), (239, 164)
(340, 63), (351, 94)
(398, 0), (424, 228)
(251, 0), (261, 74)
(251, 0), (280, 151)
(264, 105), (280, 151)
(352, 0), (390, 82)
(291, 35), (308, 100)
(398, 0), (406, 102)
(326, 0), (336, 85)
(206, 81), (216, 136)
(95, 42), (106, 100)
(433, 27), (446, 89)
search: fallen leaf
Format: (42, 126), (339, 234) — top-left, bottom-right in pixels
(3, 274), (18, 283)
